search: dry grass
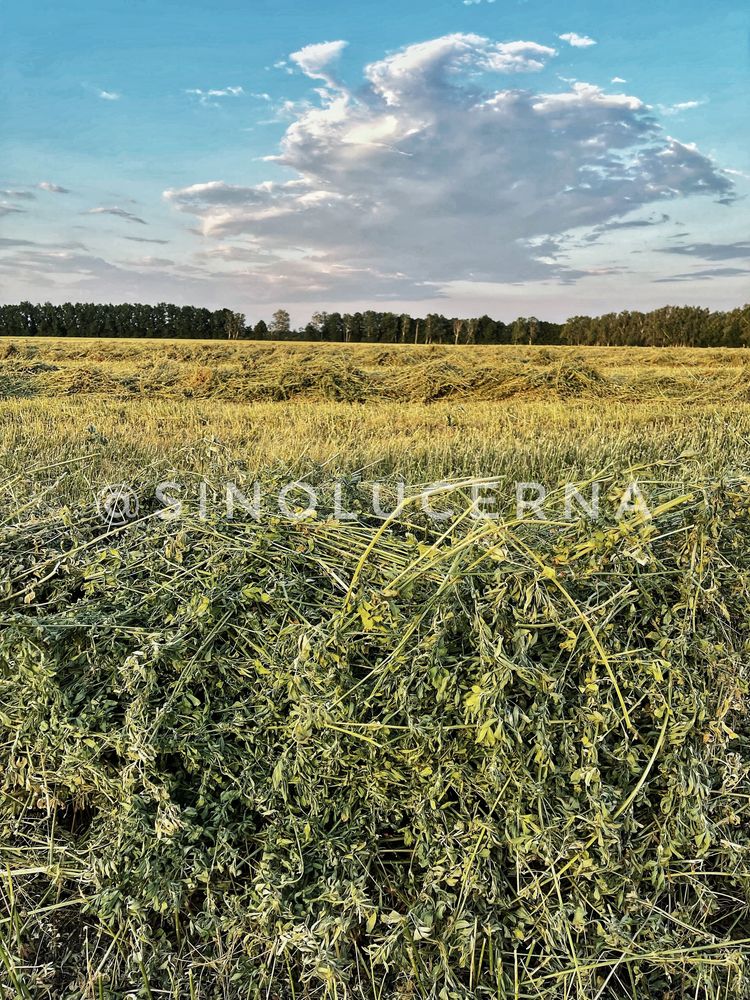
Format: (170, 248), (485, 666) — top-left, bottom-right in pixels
(0, 338), (749, 509)
(1, 337), (749, 407)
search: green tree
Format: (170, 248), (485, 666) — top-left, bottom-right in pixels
(271, 309), (291, 338)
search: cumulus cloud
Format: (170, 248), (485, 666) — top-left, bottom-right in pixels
(289, 41), (349, 87)
(38, 181), (71, 194)
(87, 206), (148, 225)
(163, 33), (734, 300)
(611, 76), (627, 84)
(559, 33), (597, 48)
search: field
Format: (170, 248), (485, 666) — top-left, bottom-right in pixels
(2, 338), (750, 999)
(2, 337), (750, 495)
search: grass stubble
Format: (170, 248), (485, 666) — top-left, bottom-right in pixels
(1, 338), (750, 998)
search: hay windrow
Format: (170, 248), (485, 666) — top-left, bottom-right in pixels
(2, 471), (750, 997)
(0, 339), (745, 403)
(37, 364), (128, 397)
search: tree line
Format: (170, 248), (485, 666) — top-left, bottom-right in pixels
(1, 301), (749, 348)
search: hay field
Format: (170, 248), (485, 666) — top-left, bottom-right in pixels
(1, 336), (749, 499)
(2, 337), (750, 999)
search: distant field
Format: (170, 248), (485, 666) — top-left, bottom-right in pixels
(2, 336), (750, 404)
(1, 338), (749, 502)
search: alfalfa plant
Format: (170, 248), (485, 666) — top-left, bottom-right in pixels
(1, 467), (750, 997)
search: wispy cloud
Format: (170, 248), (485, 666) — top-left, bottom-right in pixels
(123, 235), (170, 245)
(611, 76), (627, 84)
(0, 238), (38, 248)
(122, 256), (176, 268)
(87, 206), (148, 225)
(584, 213), (671, 243)
(658, 100), (705, 115)
(0, 204), (26, 217)
(186, 86), (244, 107)
(1, 189), (35, 200)
(38, 181), (71, 194)
(559, 33), (597, 48)
(654, 266), (750, 282)
(98, 89), (121, 101)
(0, 237), (87, 250)
(658, 241), (750, 261)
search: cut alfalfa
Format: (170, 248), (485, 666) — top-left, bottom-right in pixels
(38, 364), (127, 396)
(270, 357), (371, 402)
(0, 360), (62, 398)
(544, 359), (612, 396)
(490, 360), (617, 400)
(135, 359), (185, 393)
(1, 469), (750, 997)
(383, 360), (517, 402)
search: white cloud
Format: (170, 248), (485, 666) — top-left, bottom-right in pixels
(289, 41), (349, 87)
(161, 33), (734, 301)
(98, 89), (121, 101)
(187, 86), (245, 107)
(659, 100), (705, 115)
(559, 33), (597, 48)
(365, 35), (556, 105)
(611, 76), (627, 84)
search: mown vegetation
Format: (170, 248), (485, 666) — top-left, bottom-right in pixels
(2, 300), (750, 346)
(2, 337), (750, 998)
(2, 337), (750, 410)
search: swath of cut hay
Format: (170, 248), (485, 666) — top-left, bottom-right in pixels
(1, 465), (750, 997)
(0, 341), (745, 405)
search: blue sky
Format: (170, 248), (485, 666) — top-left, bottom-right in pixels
(1, 0), (748, 322)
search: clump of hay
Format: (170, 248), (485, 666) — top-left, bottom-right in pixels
(1, 472), (749, 996)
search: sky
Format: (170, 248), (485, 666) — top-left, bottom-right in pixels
(1, 0), (748, 324)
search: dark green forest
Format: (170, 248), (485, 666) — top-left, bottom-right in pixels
(1, 301), (749, 347)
